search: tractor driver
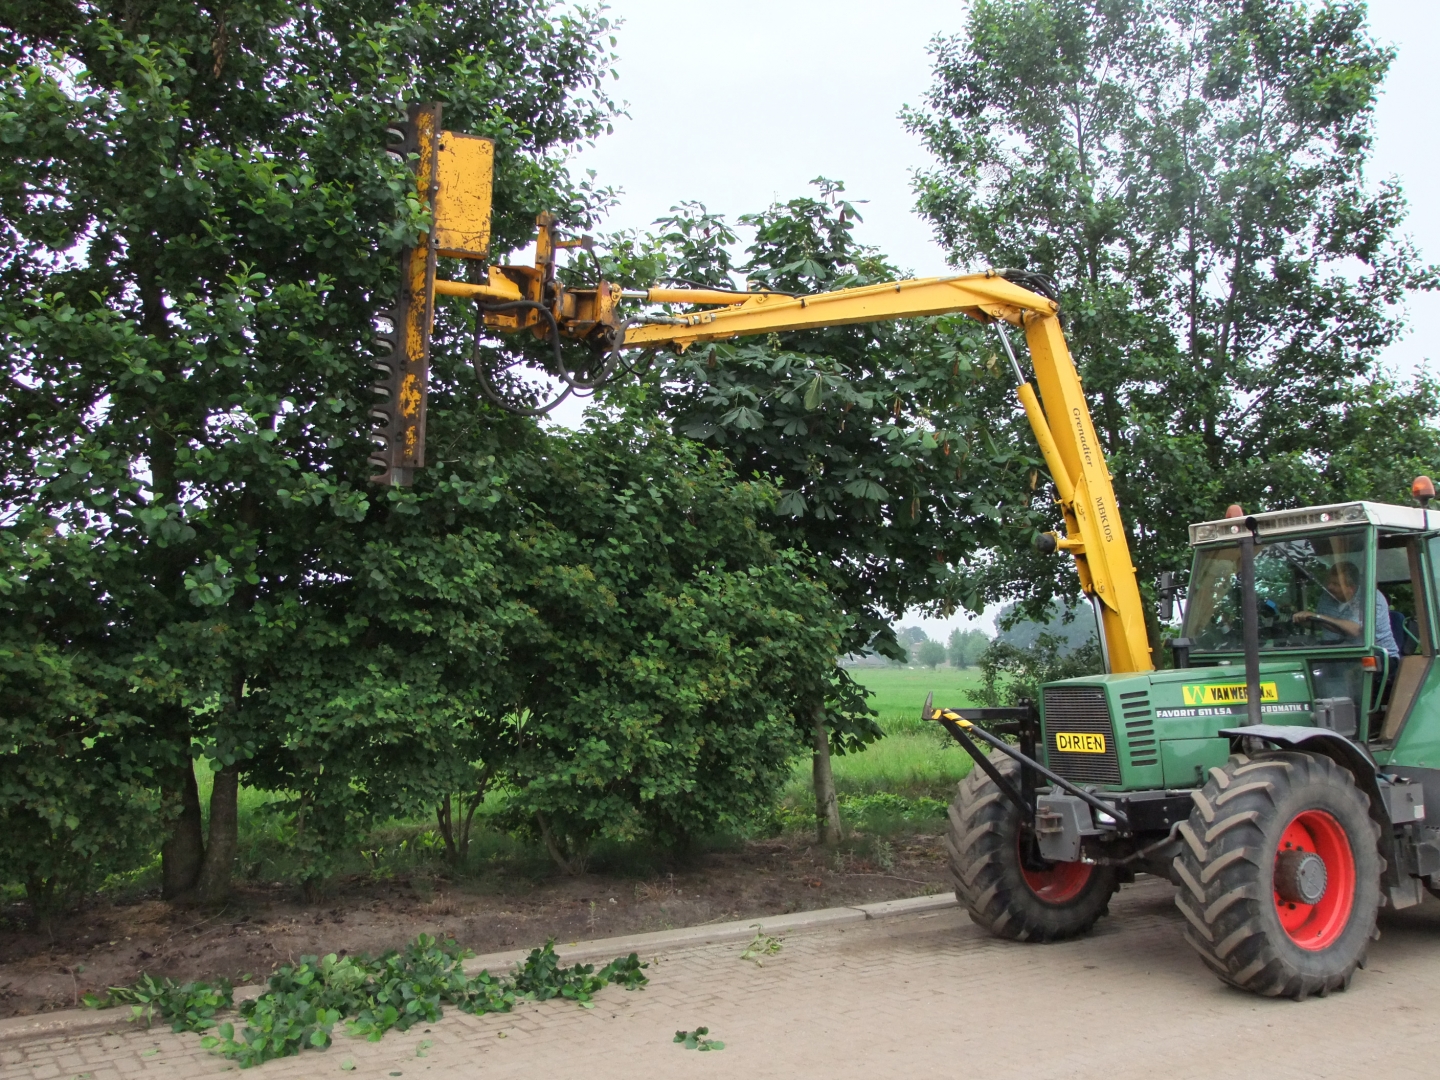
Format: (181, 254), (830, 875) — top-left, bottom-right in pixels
(1293, 560), (1400, 660)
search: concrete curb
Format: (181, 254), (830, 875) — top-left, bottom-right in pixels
(0, 1009), (126, 1045)
(0, 892), (957, 1047)
(463, 891), (957, 974)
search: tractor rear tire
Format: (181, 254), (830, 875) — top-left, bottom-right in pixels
(1173, 751), (1381, 1000)
(947, 754), (1119, 942)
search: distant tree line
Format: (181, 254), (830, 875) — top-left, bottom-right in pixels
(884, 625), (993, 670)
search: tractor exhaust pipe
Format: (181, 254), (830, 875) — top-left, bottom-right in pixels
(1239, 515), (1263, 726)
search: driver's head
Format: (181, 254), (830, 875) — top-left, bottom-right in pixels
(1327, 560), (1360, 601)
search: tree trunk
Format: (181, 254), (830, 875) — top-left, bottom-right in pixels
(535, 811), (581, 874)
(810, 703), (843, 845)
(195, 765), (239, 905)
(436, 794), (457, 862)
(161, 758), (205, 900)
(457, 790), (483, 864)
(24, 875), (58, 934)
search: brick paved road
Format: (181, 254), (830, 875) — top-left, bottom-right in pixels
(10, 877), (1440, 1080)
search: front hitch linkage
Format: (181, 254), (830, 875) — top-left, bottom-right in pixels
(922, 692), (1131, 829)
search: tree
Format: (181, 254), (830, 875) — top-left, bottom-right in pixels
(238, 412), (839, 879)
(916, 639), (949, 669)
(488, 418), (845, 869)
(891, 626), (928, 665)
(947, 627), (991, 668)
(0, 584), (160, 925)
(0, 0), (619, 905)
(600, 188), (1035, 841)
(905, 0), (1440, 626)
(897, 626), (931, 648)
(994, 601), (1096, 653)
(972, 634), (1104, 707)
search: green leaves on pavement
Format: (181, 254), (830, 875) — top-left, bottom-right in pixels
(739, 928), (783, 966)
(674, 1026), (725, 1051)
(91, 936), (645, 1069)
(83, 974), (234, 1032)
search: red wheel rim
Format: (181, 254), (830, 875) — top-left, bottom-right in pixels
(1018, 835), (1092, 904)
(1273, 809), (1355, 951)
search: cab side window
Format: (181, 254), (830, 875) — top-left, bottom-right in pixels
(1370, 537), (1438, 743)
(1378, 535), (1427, 655)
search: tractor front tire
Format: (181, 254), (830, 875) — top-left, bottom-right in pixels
(947, 754), (1119, 942)
(1173, 751), (1381, 999)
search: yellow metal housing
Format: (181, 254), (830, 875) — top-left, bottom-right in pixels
(433, 132), (495, 259)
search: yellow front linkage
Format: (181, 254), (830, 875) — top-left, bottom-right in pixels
(367, 104), (1153, 675)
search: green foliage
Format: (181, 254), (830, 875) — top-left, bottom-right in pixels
(839, 791), (948, 824)
(0, 1), (840, 901)
(994, 601), (1096, 653)
(947, 628), (991, 668)
(484, 422), (845, 863)
(674, 1026), (725, 1051)
(595, 187), (1037, 765)
(90, 936), (645, 1068)
(84, 974), (234, 1032)
(248, 416), (845, 874)
(770, 787), (953, 834)
(915, 640), (948, 669)
(0, 0), (622, 901)
(971, 634), (1105, 707)
(905, 0), (1440, 621)
(511, 941), (649, 1001)
(0, 621), (160, 920)
(631, 190), (1032, 660)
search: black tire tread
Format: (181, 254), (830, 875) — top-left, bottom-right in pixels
(1172, 751), (1381, 1000)
(947, 754), (1118, 943)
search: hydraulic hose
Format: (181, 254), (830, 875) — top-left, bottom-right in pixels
(471, 300), (573, 416)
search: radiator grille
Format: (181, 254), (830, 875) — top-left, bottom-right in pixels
(1043, 685), (1122, 785)
(1118, 688), (1157, 768)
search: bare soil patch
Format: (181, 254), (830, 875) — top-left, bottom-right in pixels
(0, 833), (948, 1018)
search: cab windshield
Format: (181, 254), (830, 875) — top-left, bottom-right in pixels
(1183, 529), (1370, 653)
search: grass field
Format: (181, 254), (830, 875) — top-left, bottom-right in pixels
(847, 665), (986, 733)
(777, 666), (983, 828)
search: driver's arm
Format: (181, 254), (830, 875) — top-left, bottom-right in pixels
(1293, 610), (1362, 636)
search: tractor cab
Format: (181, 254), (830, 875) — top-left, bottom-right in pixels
(1181, 500), (1440, 754)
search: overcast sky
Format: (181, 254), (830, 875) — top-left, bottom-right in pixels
(561, 0), (1440, 639)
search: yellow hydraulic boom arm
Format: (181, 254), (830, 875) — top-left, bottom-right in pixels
(618, 274), (1154, 675)
(367, 104), (1153, 674)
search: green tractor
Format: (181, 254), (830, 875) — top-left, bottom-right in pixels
(932, 492), (1440, 999)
